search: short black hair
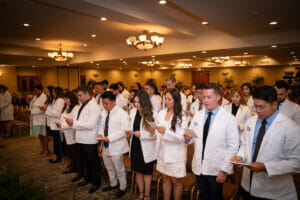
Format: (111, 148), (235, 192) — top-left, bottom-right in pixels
(33, 84), (43, 91)
(195, 83), (204, 90)
(101, 91), (116, 101)
(241, 82), (253, 95)
(102, 80), (109, 85)
(253, 86), (277, 103)
(274, 80), (289, 91)
(204, 83), (220, 95)
(76, 85), (92, 95)
(96, 81), (104, 86)
(109, 83), (119, 90)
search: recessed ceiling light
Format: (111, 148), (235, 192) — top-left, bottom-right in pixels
(151, 55), (156, 58)
(202, 51), (207, 54)
(158, 0), (167, 5)
(269, 21), (278, 25)
(100, 17), (107, 21)
(91, 34), (96, 38)
(36, 38), (41, 41)
(243, 52), (248, 55)
(23, 23), (30, 27)
(149, 30), (153, 33)
(32, 65), (36, 68)
(38, 58), (42, 61)
(295, 58), (298, 61)
(90, 61), (94, 64)
(193, 56), (196, 58)
(67, 64), (70, 66)
(271, 45), (277, 48)
(96, 63), (100, 66)
(290, 51), (295, 55)
(264, 55), (268, 58)
(202, 21), (208, 25)
(83, 43), (87, 46)
(120, 67), (122, 70)
(293, 55), (297, 58)
(120, 58), (123, 61)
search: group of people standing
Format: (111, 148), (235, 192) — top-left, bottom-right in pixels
(1, 76), (299, 200)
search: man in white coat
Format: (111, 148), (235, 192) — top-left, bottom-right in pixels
(0, 85), (14, 138)
(65, 85), (102, 194)
(274, 80), (300, 125)
(94, 81), (105, 110)
(184, 83), (239, 200)
(144, 82), (161, 112)
(230, 86), (300, 200)
(98, 91), (130, 198)
(109, 83), (128, 109)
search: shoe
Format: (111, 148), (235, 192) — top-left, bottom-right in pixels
(116, 189), (126, 198)
(88, 184), (101, 193)
(77, 179), (91, 187)
(63, 168), (76, 174)
(71, 174), (82, 182)
(102, 185), (119, 192)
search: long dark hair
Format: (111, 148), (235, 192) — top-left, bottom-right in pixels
(135, 90), (154, 130)
(54, 87), (64, 100)
(165, 88), (182, 132)
(45, 86), (54, 106)
(62, 92), (79, 114)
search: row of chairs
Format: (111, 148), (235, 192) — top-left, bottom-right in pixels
(11, 105), (30, 136)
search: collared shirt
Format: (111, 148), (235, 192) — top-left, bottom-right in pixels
(252, 110), (279, 157)
(204, 105), (221, 130)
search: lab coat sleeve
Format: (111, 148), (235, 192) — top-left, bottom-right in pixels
(73, 105), (100, 130)
(0, 93), (11, 109)
(45, 99), (65, 117)
(221, 118), (240, 174)
(108, 110), (129, 142)
(239, 107), (252, 132)
(162, 116), (187, 144)
(264, 127), (300, 176)
(293, 105), (300, 126)
(140, 112), (158, 140)
(31, 96), (46, 115)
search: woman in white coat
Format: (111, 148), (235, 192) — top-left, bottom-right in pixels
(156, 88), (187, 200)
(129, 90), (157, 200)
(28, 84), (47, 155)
(224, 87), (252, 144)
(0, 85), (14, 138)
(241, 82), (255, 115)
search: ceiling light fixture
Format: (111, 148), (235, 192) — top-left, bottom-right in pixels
(202, 51), (207, 54)
(38, 58), (42, 61)
(100, 17), (107, 21)
(48, 44), (73, 62)
(202, 21), (208, 25)
(91, 34), (96, 38)
(158, 0), (167, 5)
(83, 43), (87, 46)
(269, 21), (278, 25)
(290, 51), (295, 54)
(211, 56), (230, 63)
(23, 23), (30, 27)
(36, 38), (41, 41)
(126, 30), (164, 50)
(271, 45), (277, 48)
(243, 52), (248, 55)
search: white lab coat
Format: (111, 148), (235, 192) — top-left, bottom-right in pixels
(155, 109), (188, 163)
(0, 90), (13, 121)
(221, 97), (230, 107)
(237, 113), (300, 200)
(246, 96), (256, 116)
(95, 93), (104, 111)
(129, 108), (157, 163)
(151, 95), (161, 113)
(190, 99), (204, 115)
(73, 99), (101, 144)
(99, 105), (130, 155)
(279, 98), (300, 125)
(60, 105), (79, 145)
(121, 89), (130, 100)
(45, 98), (65, 130)
(116, 94), (127, 108)
(224, 103), (252, 143)
(188, 107), (239, 175)
(30, 93), (47, 126)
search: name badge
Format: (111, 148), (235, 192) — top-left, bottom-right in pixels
(247, 126), (251, 131)
(194, 122), (199, 126)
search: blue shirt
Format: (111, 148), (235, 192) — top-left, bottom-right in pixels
(252, 111), (279, 158)
(204, 105), (221, 131)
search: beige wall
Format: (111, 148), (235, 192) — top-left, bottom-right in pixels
(0, 65), (298, 94)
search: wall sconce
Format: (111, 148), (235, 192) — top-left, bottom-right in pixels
(93, 73), (99, 78)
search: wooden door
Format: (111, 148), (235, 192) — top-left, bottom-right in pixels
(17, 76), (42, 92)
(192, 71), (209, 85)
(57, 67), (80, 90)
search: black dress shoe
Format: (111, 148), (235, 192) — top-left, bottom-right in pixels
(63, 168), (76, 174)
(88, 184), (101, 193)
(77, 179), (91, 187)
(71, 174), (82, 182)
(116, 189), (126, 198)
(102, 185), (119, 192)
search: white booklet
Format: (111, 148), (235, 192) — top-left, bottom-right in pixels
(229, 161), (250, 166)
(146, 120), (157, 129)
(184, 128), (198, 138)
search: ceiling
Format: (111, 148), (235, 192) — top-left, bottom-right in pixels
(0, 0), (300, 69)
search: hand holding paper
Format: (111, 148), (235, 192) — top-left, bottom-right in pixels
(146, 120), (157, 129)
(184, 128), (198, 138)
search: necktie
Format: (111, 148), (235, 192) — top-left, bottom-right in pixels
(198, 101), (203, 111)
(103, 111), (110, 148)
(97, 95), (101, 105)
(202, 112), (213, 160)
(76, 98), (91, 120)
(250, 119), (267, 188)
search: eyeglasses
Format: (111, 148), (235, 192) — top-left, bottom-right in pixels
(253, 105), (266, 112)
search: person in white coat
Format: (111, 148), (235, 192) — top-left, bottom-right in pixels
(109, 83), (128, 109)
(230, 86), (300, 200)
(144, 82), (161, 112)
(129, 90), (157, 200)
(274, 80), (300, 125)
(98, 91), (130, 198)
(190, 83), (205, 116)
(28, 85), (47, 155)
(241, 82), (256, 115)
(65, 85), (102, 193)
(224, 87), (252, 144)
(118, 81), (130, 100)
(45, 87), (65, 163)
(0, 85), (14, 138)
(94, 81), (105, 111)
(184, 83), (239, 200)
(156, 88), (188, 200)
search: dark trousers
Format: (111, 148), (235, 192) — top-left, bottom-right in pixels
(241, 187), (270, 200)
(52, 130), (64, 157)
(67, 143), (83, 175)
(196, 175), (223, 200)
(79, 143), (101, 186)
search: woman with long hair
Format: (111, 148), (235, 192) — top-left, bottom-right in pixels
(241, 82), (255, 115)
(156, 88), (187, 200)
(224, 87), (252, 143)
(129, 90), (157, 200)
(45, 87), (65, 163)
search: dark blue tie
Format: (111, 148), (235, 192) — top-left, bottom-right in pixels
(198, 101), (203, 111)
(202, 112), (213, 160)
(104, 111), (110, 148)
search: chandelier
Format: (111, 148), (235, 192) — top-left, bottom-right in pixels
(211, 56), (230, 64)
(48, 44), (74, 62)
(126, 30), (164, 50)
